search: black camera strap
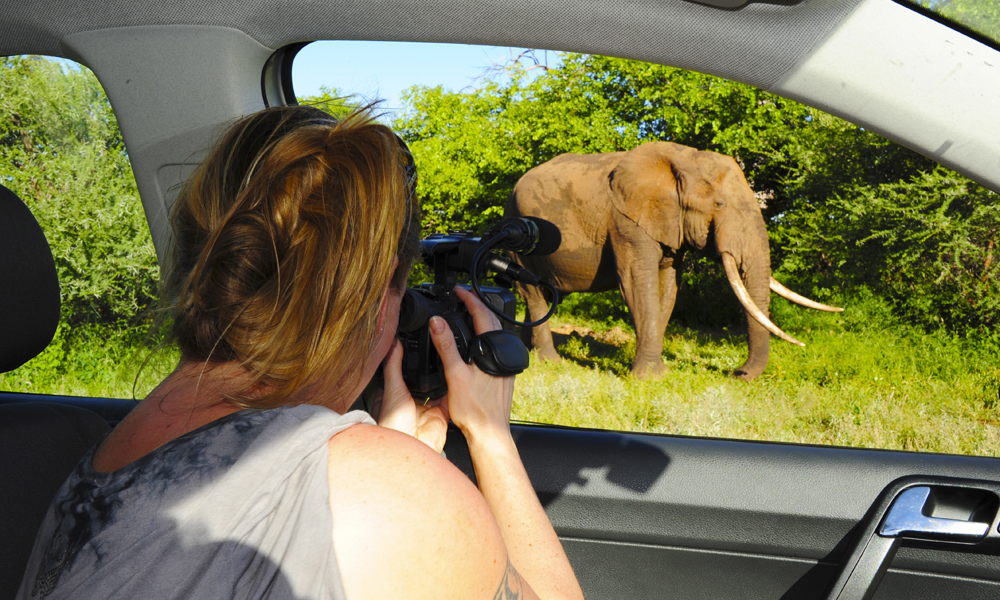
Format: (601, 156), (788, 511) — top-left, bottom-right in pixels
(470, 231), (559, 328)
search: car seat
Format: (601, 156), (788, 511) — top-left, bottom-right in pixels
(0, 183), (111, 597)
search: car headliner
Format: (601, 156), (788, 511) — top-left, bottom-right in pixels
(1, 0), (998, 255)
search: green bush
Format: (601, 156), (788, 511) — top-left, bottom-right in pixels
(555, 290), (631, 330)
(778, 167), (1000, 331)
(0, 56), (159, 328)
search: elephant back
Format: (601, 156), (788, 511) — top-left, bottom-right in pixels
(506, 152), (622, 245)
(504, 152), (623, 292)
(511, 152), (620, 206)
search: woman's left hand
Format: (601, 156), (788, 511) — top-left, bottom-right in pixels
(374, 339), (450, 453)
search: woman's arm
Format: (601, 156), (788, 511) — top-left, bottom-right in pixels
(328, 286), (583, 599)
(429, 286), (584, 600)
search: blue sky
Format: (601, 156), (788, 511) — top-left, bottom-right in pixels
(292, 41), (559, 112)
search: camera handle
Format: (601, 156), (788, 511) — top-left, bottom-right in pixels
(469, 330), (530, 376)
(470, 232), (559, 328)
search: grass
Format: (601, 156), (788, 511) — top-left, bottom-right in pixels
(3, 289), (999, 457)
(0, 323), (178, 401)
(512, 288), (1000, 456)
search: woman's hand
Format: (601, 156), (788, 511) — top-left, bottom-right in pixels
(375, 339), (450, 454)
(429, 286), (516, 446)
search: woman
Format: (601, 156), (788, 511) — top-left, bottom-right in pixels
(18, 106), (585, 600)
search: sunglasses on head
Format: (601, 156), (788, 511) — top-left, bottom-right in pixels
(394, 134), (418, 202)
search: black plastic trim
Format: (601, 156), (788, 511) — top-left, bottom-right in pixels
(0, 392), (136, 426)
(261, 41), (310, 107)
(6, 392), (1000, 598)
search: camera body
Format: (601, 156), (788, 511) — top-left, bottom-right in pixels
(397, 231), (519, 399)
(396, 219), (558, 400)
(398, 282), (517, 399)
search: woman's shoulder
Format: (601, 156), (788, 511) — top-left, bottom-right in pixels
(243, 404), (374, 449)
(326, 423), (477, 498)
(326, 424), (511, 600)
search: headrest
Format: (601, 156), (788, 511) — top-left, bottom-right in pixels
(0, 185), (60, 373)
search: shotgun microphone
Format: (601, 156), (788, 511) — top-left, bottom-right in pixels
(489, 217), (561, 256)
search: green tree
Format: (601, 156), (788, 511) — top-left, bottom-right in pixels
(779, 165), (1000, 331)
(297, 85), (358, 118)
(395, 53), (810, 234)
(0, 56), (158, 328)
(395, 51), (1000, 332)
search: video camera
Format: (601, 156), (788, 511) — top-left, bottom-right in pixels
(397, 217), (561, 399)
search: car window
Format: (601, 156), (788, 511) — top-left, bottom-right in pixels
(0, 56), (176, 399)
(900, 0), (1000, 46)
(294, 41), (1000, 457)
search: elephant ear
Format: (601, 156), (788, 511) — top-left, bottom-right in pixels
(608, 143), (684, 249)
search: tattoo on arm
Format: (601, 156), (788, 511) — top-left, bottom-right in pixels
(492, 558), (524, 600)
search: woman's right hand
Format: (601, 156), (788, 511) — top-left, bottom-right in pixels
(428, 286), (516, 445)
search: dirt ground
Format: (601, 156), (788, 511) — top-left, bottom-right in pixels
(543, 325), (635, 362)
(549, 324), (631, 346)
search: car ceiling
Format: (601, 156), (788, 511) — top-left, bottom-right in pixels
(0, 0), (864, 90)
(1, 0), (998, 257)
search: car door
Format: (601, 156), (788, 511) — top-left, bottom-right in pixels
(443, 425), (1000, 599)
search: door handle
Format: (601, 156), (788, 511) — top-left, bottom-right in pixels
(824, 476), (1000, 600)
(880, 486), (989, 539)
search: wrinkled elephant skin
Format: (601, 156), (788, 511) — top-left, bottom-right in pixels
(506, 141), (775, 380)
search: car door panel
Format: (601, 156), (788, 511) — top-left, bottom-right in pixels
(562, 538), (835, 599)
(444, 423), (1000, 599)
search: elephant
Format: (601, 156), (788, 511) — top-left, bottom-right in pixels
(505, 141), (842, 381)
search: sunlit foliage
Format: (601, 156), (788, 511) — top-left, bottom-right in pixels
(0, 56), (158, 328)
(395, 52), (1000, 332)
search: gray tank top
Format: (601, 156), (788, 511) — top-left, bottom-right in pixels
(17, 405), (374, 599)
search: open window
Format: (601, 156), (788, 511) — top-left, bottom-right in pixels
(0, 56), (170, 409)
(285, 40), (1000, 459)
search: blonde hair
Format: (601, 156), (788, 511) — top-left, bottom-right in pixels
(163, 105), (420, 408)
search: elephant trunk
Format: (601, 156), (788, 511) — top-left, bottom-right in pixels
(724, 248), (773, 381)
(723, 255), (804, 347)
(713, 195), (788, 381)
(710, 167), (809, 381)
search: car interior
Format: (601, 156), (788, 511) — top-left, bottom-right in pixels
(2, 0), (999, 598)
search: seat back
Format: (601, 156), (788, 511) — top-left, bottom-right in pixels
(0, 403), (110, 595)
(0, 184), (60, 372)
(0, 184), (111, 597)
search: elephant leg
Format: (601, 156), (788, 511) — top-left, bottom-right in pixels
(658, 250), (684, 333)
(734, 318), (770, 381)
(614, 229), (669, 378)
(516, 281), (561, 363)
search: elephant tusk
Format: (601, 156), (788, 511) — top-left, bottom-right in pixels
(722, 254), (805, 347)
(769, 278), (844, 312)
